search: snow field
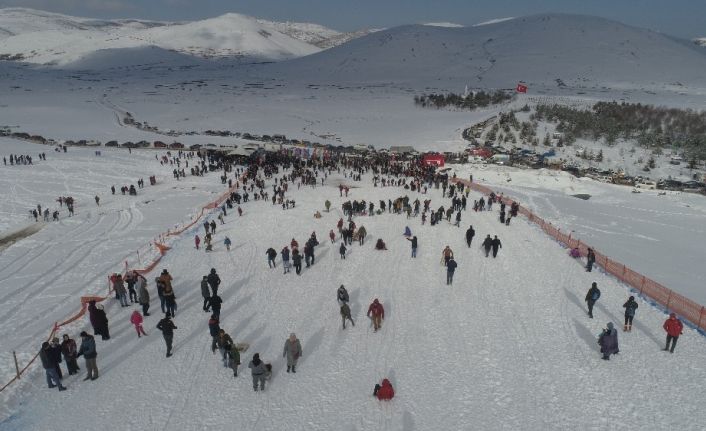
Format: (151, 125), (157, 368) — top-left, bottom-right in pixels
(2, 168), (706, 430)
(0, 141), (231, 414)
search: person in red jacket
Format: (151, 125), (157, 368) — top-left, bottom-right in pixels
(374, 378), (394, 400)
(663, 313), (684, 353)
(367, 299), (384, 332)
(130, 310), (147, 338)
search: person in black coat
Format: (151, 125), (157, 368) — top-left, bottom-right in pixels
(446, 257), (458, 285)
(491, 235), (502, 258)
(339, 242), (347, 259)
(266, 248), (277, 268)
(292, 249), (303, 275)
(157, 313), (177, 357)
(48, 338), (64, 379)
(465, 226), (475, 248)
(88, 302), (110, 340)
(207, 268), (221, 296)
(586, 248), (596, 272)
(623, 296), (639, 332)
(482, 235), (492, 257)
(206, 294), (223, 319)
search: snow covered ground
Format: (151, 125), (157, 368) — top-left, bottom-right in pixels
(452, 164), (706, 304)
(1, 144), (706, 429)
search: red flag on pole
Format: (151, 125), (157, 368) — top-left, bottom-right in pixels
(516, 83), (528, 93)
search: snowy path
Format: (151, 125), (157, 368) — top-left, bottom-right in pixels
(2, 169), (706, 430)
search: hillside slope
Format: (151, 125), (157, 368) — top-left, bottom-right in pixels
(0, 8), (322, 65)
(263, 14), (706, 90)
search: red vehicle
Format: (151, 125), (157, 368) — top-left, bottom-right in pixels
(422, 153), (445, 167)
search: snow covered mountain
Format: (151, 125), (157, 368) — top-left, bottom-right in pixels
(263, 14), (706, 90)
(0, 8), (350, 65)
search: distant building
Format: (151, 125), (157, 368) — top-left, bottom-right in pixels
(422, 153), (445, 167)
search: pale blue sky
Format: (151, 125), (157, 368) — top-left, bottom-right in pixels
(0, 0), (703, 38)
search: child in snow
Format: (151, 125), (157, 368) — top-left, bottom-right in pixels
(130, 310), (147, 338)
(224, 236), (232, 251)
(374, 379), (394, 400)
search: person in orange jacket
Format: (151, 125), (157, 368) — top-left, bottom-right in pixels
(374, 378), (394, 400)
(663, 313), (684, 353)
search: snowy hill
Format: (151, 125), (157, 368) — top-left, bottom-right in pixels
(0, 8), (326, 65)
(263, 14), (706, 90)
(695, 38), (706, 47)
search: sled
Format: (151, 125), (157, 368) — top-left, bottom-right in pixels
(235, 342), (249, 352)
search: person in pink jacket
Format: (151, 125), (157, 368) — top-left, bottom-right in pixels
(130, 310), (148, 338)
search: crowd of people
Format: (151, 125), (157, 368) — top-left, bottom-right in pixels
(33, 148), (687, 400)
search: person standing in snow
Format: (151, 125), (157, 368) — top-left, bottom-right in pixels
(292, 248), (303, 275)
(60, 334), (80, 375)
(339, 242), (347, 259)
(206, 294), (223, 319)
(465, 225), (475, 248)
(266, 247), (277, 268)
(283, 333), (303, 373)
(207, 268), (221, 296)
(227, 340), (241, 377)
(281, 246), (291, 274)
(329, 229), (335, 243)
(217, 329), (235, 368)
(137, 275), (150, 316)
(367, 299), (385, 332)
(622, 296), (638, 332)
(39, 342), (66, 391)
(224, 236), (231, 251)
(491, 235), (502, 258)
(130, 310), (148, 338)
(76, 331), (98, 381)
(194, 235), (201, 250)
(586, 248), (596, 272)
(663, 313), (684, 353)
(598, 322), (619, 360)
(156, 312), (177, 357)
(446, 257), (458, 285)
(208, 314), (220, 353)
(200, 276), (211, 311)
(442, 245), (454, 266)
(585, 282), (601, 319)
(482, 235), (493, 257)
(337, 285), (349, 304)
(248, 353), (267, 391)
(341, 303), (355, 329)
(88, 302), (110, 340)
(114, 274), (129, 307)
(407, 235), (418, 258)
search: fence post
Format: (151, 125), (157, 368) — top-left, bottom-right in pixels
(13, 351), (20, 379)
(666, 291), (672, 312)
(622, 265), (626, 277)
(698, 307), (705, 330)
(640, 276), (645, 295)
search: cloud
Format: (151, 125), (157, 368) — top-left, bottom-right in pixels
(0, 0), (135, 13)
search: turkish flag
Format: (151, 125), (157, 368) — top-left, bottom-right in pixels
(516, 83), (527, 93)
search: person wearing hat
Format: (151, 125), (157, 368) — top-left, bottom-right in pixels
(367, 299), (385, 332)
(39, 341), (66, 391)
(156, 312), (177, 357)
(283, 333), (302, 373)
(623, 296), (639, 332)
(76, 331), (98, 381)
(663, 313), (684, 353)
(61, 334), (80, 375)
(598, 322), (619, 360)
(207, 268), (221, 297)
(248, 353), (267, 391)
(585, 282), (601, 319)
